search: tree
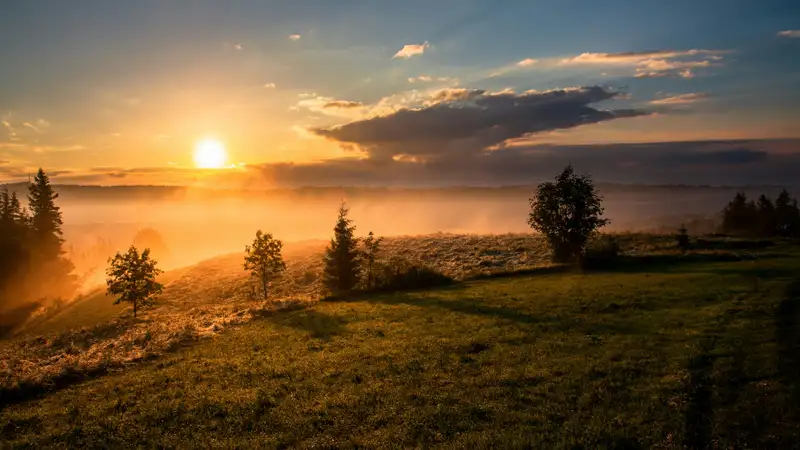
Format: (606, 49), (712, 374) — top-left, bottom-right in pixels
(676, 224), (690, 251)
(106, 246), (163, 318)
(527, 165), (609, 263)
(775, 189), (800, 237)
(756, 194), (776, 236)
(721, 192), (759, 236)
(323, 203), (361, 293)
(133, 227), (172, 266)
(243, 230), (286, 300)
(362, 231), (383, 289)
(28, 168), (64, 258)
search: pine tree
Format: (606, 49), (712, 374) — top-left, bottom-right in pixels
(28, 168), (64, 258)
(756, 194), (776, 236)
(775, 189), (800, 237)
(323, 203), (361, 294)
(721, 192), (759, 236)
(362, 231), (383, 290)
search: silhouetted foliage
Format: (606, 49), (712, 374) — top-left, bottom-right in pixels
(243, 230), (286, 300)
(372, 256), (454, 291)
(28, 168), (65, 259)
(676, 224), (691, 251)
(362, 231), (383, 290)
(721, 190), (800, 237)
(528, 165), (609, 263)
(775, 189), (800, 237)
(582, 235), (621, 270)
(0, 170), (77, 321)
(323, 203), (361, 294)
(106, 246), (163, 318)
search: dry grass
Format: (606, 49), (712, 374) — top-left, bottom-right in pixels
(0, 232), (673, 406)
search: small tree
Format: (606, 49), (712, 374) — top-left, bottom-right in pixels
(528, 165), (609, 263)
(243, 230), (286, 300)
(323, 203), (361, 293)
(676, 224), (690, 251)
(775, 189), (800, 237)
(362, 231), (383, 290)
(106, 246), (163, 318)
(756, 194), (776, 237)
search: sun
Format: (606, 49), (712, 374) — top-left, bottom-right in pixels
(193, 139), (227, 169)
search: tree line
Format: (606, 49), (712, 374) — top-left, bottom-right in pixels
(720, 190), (800, 237)
(0, 169), (77, 313)
(7, 165), (796, 320)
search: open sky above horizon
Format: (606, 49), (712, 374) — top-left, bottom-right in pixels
(1, 0), (799, 187)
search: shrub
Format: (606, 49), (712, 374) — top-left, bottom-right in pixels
(372, 257), (454, 291)
(582, 236), (621, 270)
(528, 165), (609, 264)
(676, 225), (691, 251)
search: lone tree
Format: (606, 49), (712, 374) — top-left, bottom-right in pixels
(323, 203), (361, 294)
(362, 231), (383, 290)
(528, 165), (609, 263)
(106, 246), (163, 318)
(243, 230), (286, 300)
(28, 168), (65, 259)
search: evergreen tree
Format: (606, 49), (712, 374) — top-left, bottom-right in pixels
(756, 194), (776, 236)
(323, 203), (361, 293)
(27, 168), (64, 258)
(362, 231), (383, 290)
(721, 192), (759, 236)
(775, 189), (800, 237)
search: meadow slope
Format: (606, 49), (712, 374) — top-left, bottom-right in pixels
(2, 236), (799, 448)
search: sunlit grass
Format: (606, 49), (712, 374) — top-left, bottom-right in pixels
(2, 236), (799, 447)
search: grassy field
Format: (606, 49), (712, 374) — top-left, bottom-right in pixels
(2, 239), (799, 448)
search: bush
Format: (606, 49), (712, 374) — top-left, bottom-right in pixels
(372, 257), (454, 292)
(582, 236), (621, 270)
(676, 225), (691, 251)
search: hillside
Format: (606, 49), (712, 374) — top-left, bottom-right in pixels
(1, 235), (799, 447)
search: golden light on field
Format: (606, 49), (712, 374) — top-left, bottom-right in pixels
(193, 139), (227, 169)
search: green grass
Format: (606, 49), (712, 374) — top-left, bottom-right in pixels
(2, 246), (800, 448)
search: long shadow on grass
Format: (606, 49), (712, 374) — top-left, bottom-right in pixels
(339, 291), (545, 326)
(589, 253), (792, 275)
(776, 280), (800, 410)
(266, 309), (348, 340)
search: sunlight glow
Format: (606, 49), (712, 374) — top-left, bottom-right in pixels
(193, 139), (227, 169)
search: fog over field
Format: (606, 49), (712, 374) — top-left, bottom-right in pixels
(0, 183), (785, 272)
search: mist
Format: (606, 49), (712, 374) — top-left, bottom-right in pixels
(44, 183), (795, 276)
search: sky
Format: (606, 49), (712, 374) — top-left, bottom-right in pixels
(1, 0), (799, 186)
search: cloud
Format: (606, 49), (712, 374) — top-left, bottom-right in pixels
(393, 41), (430, 59)
(312, 86), (651, 162)
(516, 58), (538, 67)
(263, 82), (277, 88)
(650, 93), (710, 105)
(323, 100), (364, 109)
(239, 139), (796, 187)
(778, 30), (800, 38)
(288, 34), (301, 41)
(408, 76), (458, 83)
(234, 43), (243, 50)
(560, 49), (728, 79)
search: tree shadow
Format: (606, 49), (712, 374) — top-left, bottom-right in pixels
(0, 301), (41, 339)
(339, 290), (558, 328)
(267, 309), (349, 340)
(776, 280), (800, 408)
